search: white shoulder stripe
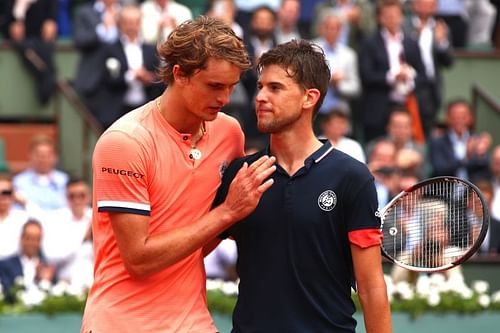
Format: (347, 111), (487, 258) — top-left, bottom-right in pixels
(315, 146), (335, 163)
(97, 200), (151, 211)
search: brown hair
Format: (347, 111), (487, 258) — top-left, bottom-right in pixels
(29, 134), (56, 152)
(157, 16), (251, 84)
(256, 39), (330, 115)
(376, 0), (403, 16)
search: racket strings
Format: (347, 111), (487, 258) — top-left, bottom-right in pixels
(382, 180), (485, 270)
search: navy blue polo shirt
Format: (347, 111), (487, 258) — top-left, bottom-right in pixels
(214, 141), (381, 333)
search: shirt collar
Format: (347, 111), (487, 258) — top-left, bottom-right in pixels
(381, 28), (403, 42)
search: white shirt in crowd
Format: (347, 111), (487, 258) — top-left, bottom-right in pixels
(0, 210), (30, 259)
(41, 206), (93, 288)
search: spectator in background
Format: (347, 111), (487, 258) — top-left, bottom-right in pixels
(0, 175), (30, 260)
(233, 0), (280, 32)
(240, 5), (278, 146)
(41, 178), (93, 291)
(490, 145), (500, 220)
(358, 0), (425, 143)
(0, 0), (58, 105)
(475, 179), (500, 256)
(367, 138), (400, 208)
(89, 4), (164, 128)
(313, 0), (376, 51)
(404, 0), (454, 137)
(317, 102), (366, 163)
(13, 135), (69, 211)
(296, 0), (323, 39)
(313, 11), (361, 115)
(204, 239), (238, 281)
(428, 99), (491, 180)
(275, 0), (302, 44)
(73, 0), (121, 119)
(381, 107), (425, 177)
(140, 0), (192, 44)
(436, 0), (467, 48)
(464, 0), (497, 48)
(492, 0), (500, 49)
(0, 219), (55, 303)
(207, 0), (243, 38)
(206, 0), (248, 124)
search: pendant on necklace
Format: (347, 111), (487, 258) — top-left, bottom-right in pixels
(190, 148), (202, 160)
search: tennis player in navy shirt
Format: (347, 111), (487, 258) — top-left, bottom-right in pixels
(213, 40), (392, 332)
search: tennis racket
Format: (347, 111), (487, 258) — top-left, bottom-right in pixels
(380, 176), (489, 272)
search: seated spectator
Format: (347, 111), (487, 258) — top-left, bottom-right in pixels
(0, 0), (58, 105)
(140, 0), (192, 44)
(41, 178), (93, 291)
(367, 138), (400, 208)
(0, 175), (30, 260)
(13, 135), (69, 211)
(88, 4), (164, 127)
(474, 179), (500, 256)
(204, 239), (238, 281)
(0, 219), (55, 303)
(428, 98), (491, 180)
(376, 107), (425, 177)
(490, 145), (500, 220)
(275, 0), (302, 44)
(317, 102), (366, 163)
(313, 10), (361, 115)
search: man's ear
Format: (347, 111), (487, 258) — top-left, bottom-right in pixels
(303, 88), (321, 110)
(172, 64), (189, 85)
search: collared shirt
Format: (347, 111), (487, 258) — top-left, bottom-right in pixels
(20, 255), (40, 289)
(82, 101), (245, 333)
(382, 28), (404, 77)
(382, 29), (415, 102)
(448, 129), (470, 179)
(413, 17), (435, 78)
(215, 142), (382, 332)
(0, 209), (30, 259)
(13, 169), (69, 211)
(122, 36), (146, 107)
(41, 206), (92, 282)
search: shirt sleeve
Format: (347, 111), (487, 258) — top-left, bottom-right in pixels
(343, 167), (382, 248)
(92, 130), (150, 216)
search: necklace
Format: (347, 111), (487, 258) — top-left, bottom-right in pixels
(156, 97), (204, 160)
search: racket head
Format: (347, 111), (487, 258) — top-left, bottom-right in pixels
(380, 176), (490, 272)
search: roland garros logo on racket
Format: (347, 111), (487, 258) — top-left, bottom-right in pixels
(318, 190), (337, 211)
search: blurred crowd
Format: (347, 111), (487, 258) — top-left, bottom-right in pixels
(0, 0), (499, 301)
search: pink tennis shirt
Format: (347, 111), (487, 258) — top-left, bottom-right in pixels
(81, 101), (244, 333)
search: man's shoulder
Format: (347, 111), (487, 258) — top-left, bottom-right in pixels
(0, 255), (21, 268)
(101, 106), (155, 140)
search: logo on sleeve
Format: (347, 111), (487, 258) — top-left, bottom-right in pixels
(101, 167), (144, 179)
(318, 190), (337, 211)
